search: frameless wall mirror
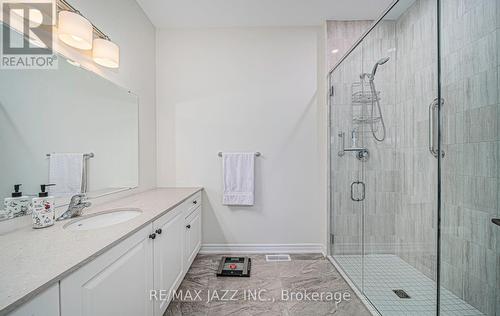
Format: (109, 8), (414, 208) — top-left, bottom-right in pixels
(0, 25), (139, 222)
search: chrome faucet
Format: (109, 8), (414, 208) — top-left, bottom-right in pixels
(57, 194), (91, 221)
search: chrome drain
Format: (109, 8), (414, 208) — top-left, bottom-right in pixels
(393, 289), (410, 299)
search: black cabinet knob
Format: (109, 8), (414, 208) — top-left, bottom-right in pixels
(156, 228), (162, 234)
(186, 224), (191, 229)
(492, 218), (500, 226)
(193, 200), (197, 204)
(149, 233), (156, 239)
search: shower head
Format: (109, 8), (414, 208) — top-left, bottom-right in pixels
(371, 57), (390, 77)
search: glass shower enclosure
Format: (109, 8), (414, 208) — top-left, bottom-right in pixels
(328, 0), (499, 315)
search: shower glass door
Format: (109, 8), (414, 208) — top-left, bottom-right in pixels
(360, 0), (440, 314)
(329, 44), (366, 290)
(329, 0), (440, 314)
(330, 0), (499, 315)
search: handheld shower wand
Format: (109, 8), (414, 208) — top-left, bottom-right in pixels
(360, 57), (390, 142)
(370, 57), (390, 78)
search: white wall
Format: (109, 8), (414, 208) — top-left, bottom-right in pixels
(157, 27), (327, 250)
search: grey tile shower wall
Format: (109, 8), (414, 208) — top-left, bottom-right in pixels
(440, 0), (499, 314)
(327, 21), (373, 70)
(394, 0), (439, 281)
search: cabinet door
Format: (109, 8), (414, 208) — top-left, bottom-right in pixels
(9, 284), (59, 316)
(153, 209), (184, 316)
(185, 207), (201, 267)
(61, 225), (154, 316)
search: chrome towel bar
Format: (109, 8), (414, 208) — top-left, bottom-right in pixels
(46, 153), (95, 159)
(218, 152), (261, 157)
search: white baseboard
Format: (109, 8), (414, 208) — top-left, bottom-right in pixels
(200, 243), (326, 255)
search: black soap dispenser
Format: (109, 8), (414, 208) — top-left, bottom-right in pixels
(3, 184), (31, 218)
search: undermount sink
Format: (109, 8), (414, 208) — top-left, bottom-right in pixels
(63, 208), (142, 231)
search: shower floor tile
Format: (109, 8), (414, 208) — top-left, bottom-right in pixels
(333, 254), (484, 316)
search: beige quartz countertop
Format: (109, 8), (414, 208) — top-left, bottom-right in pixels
(0, 187), (202, 315)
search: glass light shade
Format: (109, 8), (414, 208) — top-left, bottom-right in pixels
(92, 38), (120, 68)
(58, 11), (93, 50)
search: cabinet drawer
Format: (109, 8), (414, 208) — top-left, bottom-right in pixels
(185, 192), (201, 218)
(154, 192), (200, 227)
(185, 205), (200, 222)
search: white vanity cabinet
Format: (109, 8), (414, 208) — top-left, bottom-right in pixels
(60, 224), (154, 316)
(151, 191), (202, 316)
(56, 192), (202, 316)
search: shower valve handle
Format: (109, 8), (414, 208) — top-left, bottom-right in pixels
(338, 131), (369, 161)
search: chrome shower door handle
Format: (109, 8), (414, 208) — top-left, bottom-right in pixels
(428, 99), (438, 157)
(350, 181), (365, 202)
(428, 98), (444, 158)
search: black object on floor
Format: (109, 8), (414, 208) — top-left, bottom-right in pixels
(216, 256), (251, 277)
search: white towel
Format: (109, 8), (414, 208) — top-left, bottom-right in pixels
(222, 152), (255, 206)
(49, 153), (84, 197)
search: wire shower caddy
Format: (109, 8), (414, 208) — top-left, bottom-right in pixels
(351, 81), (381, 131)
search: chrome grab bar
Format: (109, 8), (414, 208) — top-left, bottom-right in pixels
(428, 98), (444, 158)
(428, 99), (438, 157)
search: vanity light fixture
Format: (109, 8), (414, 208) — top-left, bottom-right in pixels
(58, 10), (93, 50)
(55, 0), (119, 69)
(92, 38), (120, 68)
